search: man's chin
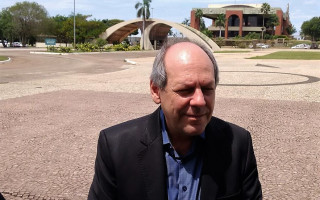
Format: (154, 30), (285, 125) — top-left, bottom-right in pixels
(183, 125), (206, 136)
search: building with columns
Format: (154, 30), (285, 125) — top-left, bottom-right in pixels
(191, 4), (291, 38)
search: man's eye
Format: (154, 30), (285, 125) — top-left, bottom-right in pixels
(176, 89), (193, 95)
(202, 88), (214, 94)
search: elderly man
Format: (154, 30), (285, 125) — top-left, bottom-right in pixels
(88, 39), (262, 200)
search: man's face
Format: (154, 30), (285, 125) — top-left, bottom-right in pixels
(151, 42), (216, 139)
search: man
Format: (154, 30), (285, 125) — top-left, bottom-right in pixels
(88, 39), (262, 200)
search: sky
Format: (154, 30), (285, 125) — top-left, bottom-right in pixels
(1, 0), (319, 36)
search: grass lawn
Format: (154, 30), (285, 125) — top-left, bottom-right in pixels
(0, 56), (9, 61)
(215, 50), (251, 53)
(249, 51), (320, 60)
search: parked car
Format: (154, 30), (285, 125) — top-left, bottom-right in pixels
(291, 43), (310, 49)
(0, 40), (8, 47)
(256, 43), (269, 48)
(12, 42), (23, 47)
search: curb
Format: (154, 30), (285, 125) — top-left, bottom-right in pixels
(0, 57), (11, 63)
(124, 59), (136, 65)
(30, 51), (68, 55)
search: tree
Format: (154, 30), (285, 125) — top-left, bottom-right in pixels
(260, 2), (271, 39)
(50, 15), (69, 44)
(102, 19), (124, 29)
(215, 14), (226, 38)
(8, 1), (49, 46)
(135, 0), (152, 50)
(193, 9), (213, 38)
(266, 14), (279, 35)
(182, 18), (190, 26)
(50, 14), (106, 45)
(286, 25), (297, 36)
(195, 9), (203, 18)
(0, 8), (16, 47)
(301, 17), (320, 41)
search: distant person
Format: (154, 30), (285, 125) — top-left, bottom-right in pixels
(88, 39), (262, 199)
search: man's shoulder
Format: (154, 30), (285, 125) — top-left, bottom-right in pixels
(102, 114), (150, 135)
(100, 108), (160, 139)
(207, 116), (251, 142)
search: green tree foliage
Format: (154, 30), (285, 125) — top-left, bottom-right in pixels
(50, 14), (106, 45)
(215, 14), (226, 38)
(301, 17), (320, 41)
(260, 2), (271, 39)
(95, 38), (107, 48)
(7, 1), (49, 46)
(181, 18), (190, 26)
(0, 8), (15, 46)
(199, 18), (206, 31)
(266, 14), (279, 35)
(135, 0), (152, 50)
(286, 25), (297, 35)
(50, 15), (69, 44)
(195, 9), (203, 18)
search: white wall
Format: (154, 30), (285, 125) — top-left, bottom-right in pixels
(35, 42), (73, 48)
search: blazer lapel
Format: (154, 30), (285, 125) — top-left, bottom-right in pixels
(138, 108), (167, 200)
(200, 117), (233, 200)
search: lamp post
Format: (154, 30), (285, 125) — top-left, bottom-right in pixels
(73, 0), (76, 48)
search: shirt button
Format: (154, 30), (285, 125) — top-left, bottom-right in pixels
(182, 186), (187, 192)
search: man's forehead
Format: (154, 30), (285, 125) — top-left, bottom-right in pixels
(166, 42), (201, 55)
(164, 42), (207, 65)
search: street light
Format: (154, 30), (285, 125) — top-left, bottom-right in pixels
(73, 0), (76, 48)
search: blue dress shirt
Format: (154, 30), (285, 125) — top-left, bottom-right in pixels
(160, 110), (204, 200)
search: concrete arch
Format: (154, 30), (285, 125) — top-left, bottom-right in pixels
(100, 18), (220, 51)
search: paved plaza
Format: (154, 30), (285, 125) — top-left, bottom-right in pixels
(0, 48), (319, 199)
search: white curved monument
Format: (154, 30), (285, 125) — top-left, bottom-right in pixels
(99, 18), (220, 51)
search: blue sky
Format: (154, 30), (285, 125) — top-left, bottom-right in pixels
(1, 0), (319, 36)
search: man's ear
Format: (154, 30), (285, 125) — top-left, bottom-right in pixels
(150, 80), (161, 104)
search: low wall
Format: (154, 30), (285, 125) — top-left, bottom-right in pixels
(35, 42), (73, 48)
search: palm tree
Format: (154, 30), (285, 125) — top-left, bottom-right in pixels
(260, 2), (271, 39)
(135, 0), (152, 50)
(215, 14), (226, 38)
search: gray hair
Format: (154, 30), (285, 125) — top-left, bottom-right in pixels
(150, 38), (219, 89)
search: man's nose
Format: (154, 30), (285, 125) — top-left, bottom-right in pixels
(190, 88), (206, 106)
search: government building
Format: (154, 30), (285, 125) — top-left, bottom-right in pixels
(190, 4), (291, 38)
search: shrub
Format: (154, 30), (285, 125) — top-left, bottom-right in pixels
(76, 43), (99, 52)
(59, 46), (72, 53)
(47, 46), (55, 52)
(214, 38), (224, 47)
(95, 38), (107, 48)
(128, 45), (140, 51)
(244, 32), (260, 40)
(235, 41), (247, 48)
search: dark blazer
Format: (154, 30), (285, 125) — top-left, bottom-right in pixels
(88, 108), (262, 200)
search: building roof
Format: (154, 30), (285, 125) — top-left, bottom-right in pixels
(193, 4), (284, 20)
(208, 4), (263, 9)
